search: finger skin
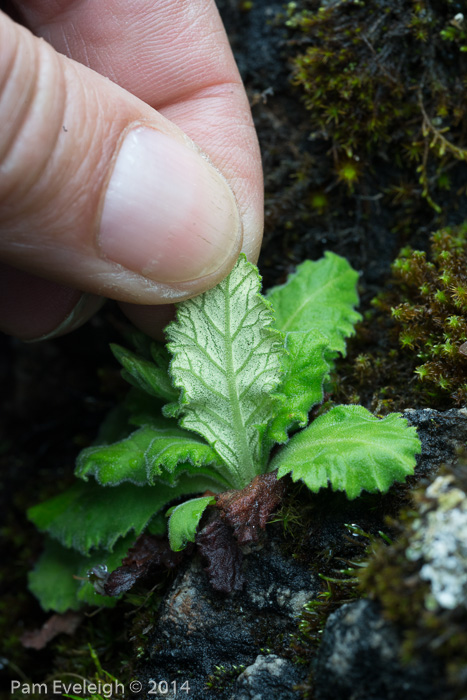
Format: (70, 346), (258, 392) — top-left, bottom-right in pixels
(0, 262), (102, 340)
(118, 302), (176, 344)
(0, 11), (242, 302)
(2, 1), (263, 339)
(15, 0), (263, 260)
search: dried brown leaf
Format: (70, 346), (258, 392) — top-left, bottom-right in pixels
(104, 534), (185, 596)
(215, 471), (287, 545)
(21, 611), (82, 650)
(196, 514), (245, 593)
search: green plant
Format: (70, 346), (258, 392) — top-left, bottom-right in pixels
(28, 253), (420, 612)
(205, 663), (246, 692)
(61, 644), (124, 700)
(389, 223), (467, 403)
(283, 0), (467, 216)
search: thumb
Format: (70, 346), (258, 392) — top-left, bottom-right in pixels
(0, 12), (242, 304)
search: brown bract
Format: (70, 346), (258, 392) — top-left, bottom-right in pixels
(216, 471), (287, 545)
(196, 515), (245, 593)
(104, 534), (186, 596)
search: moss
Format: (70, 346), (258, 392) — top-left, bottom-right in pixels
(388, 222), (467, 404)
(330, 223), (467, 412)
(284, 0), (467, 215)
(205, 664), (246, 692)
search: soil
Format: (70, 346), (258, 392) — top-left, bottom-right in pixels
(1, 1), (467, 699)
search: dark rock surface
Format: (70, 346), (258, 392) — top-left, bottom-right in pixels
(313, 599), (445, 700)
(404, 408), (467, 479)
(231, 654), (304, 700)
(136, 535), (317, 699)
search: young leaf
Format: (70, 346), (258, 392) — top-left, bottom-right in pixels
(266, 252), (361, 359)
(28, 535), (135, 613)
(111, 343), (178, 402)
(28, 476), (222, 555)
(143, 425), (230, 487)
(268, 330), (330, 443)
(76, 421), (228, 488)
(165, 254), (284, 489)
(270, 405), (421, 499)
(167, 496), (216, 552)
(120, 325), (154, 359)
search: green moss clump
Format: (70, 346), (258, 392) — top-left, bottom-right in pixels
(284, 0), (467, 215)
(331, 222), (467, 412)
(390, 222), (467, 404)
(205, 664), (246, 692)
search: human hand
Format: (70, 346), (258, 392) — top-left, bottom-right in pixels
(0, 1), (263, 341)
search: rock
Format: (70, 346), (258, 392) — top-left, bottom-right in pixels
(136, 535), (317, 700)
(230, 654), (303, 700)
(406, 473), (467, 611)
(313, 599), (444, 700)
(404, 408), (467, 479)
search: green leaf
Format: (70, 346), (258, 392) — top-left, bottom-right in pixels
(266, 252), (361, 359)
(28, 476), (222, 555)
(76, 426), (154, 485)
(29, 538), (82, 612)
(167, 496), (216, 551)
(268, 330), (331, 443)
(271, 405), (421, 499)
(144, 426), (231, 488)
(111, 343), (178, 401)
(76, 422), (228, 489)
(165, 254), (284, 489)
(120, 325), (154, 359)
(28, 535), (134, 612)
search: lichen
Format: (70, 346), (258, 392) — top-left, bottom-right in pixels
(359, 455), (467, 697)
(406, 474), (467, 610)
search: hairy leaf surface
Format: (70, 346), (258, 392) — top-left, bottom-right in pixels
(271, 405), (421, 499)
(76, 421), (228, 488)
(28, 476), (222, 555)
(266, 252), (361, 359)
(166, 255), (284, 488)
(167, 496), (216, 551)
(269, 330), (330, 443)
(76, 426), (153, 485)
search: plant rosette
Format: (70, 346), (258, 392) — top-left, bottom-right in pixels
(28, 253), (421, 611)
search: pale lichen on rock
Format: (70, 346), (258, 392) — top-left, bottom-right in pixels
(406, 474), (467, 611)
